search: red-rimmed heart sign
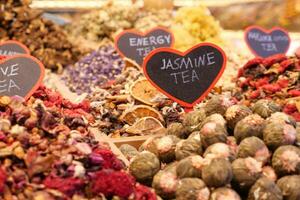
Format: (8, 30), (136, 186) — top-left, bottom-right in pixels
(143, 43), (226, 108)
(245, 26), (290, 58)
(0, 55), (45, 100)
(115, 26), (174, 66)
(0, 40), (30, 57)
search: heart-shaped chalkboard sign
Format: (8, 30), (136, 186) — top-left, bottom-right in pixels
(115, 27), (174, 66)
(245, 26), (290, 58)
(0, 55), (45, 99)
(0, 40), (30, 57)
(143, 43), (226, 108)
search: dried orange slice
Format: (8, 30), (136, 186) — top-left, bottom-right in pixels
(130, 78), (164, 106)
(120, 105), (164, 125)
(125, 117), (166, 135)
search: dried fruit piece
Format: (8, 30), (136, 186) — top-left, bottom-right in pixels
(130, 78), (163, 106)
(120, 105), (164, 125)
(125, 117), (166, 136)
(201, 158), (233, 188)
(247, 177), (283, 200)
(129, 151), (160, 184)
(272, 145), (300, 176)
(176, 178), (210, 200)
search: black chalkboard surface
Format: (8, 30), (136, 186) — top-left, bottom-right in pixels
(0, 41), (30, 56)
(115, 27), (174, 66)
(0, 55), (45, 99)
(143, 43), (226, 108)
(245, 26), (290, 58)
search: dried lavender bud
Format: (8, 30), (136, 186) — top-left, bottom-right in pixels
(201, 158), (233, 187)
(263, 120), (296, 150)
(182, 109), (206, 132)
(129, 151), (160, 184)
(272, 145), (300, 176)
(238, 137), (270, 164)
(252, 99), (281, 118)
(232, 157), (262, 190)
(268, 112), (297, 127)
(62, 45), (124, 94)
(225, 105), (252, 130)
(262, 166), (277, 182)
(119, 144), (138, 160)
(204, 142), (236, 161)
(234, 114), (265, 143)
(204, 95), (234, 116)
(156, 135), (180, 163)
(176, 178), (210, 200)
(201, 113), (227, 128)
(152, 166), (178, 199)
(175, 132), (202, 160)
(167, 122), (188, 139)
(210, 187), (241, 200)
(277, 175), (300, 200)
(176, 155), (205, 178)
(247, 177), (283, 200)
(200, 122), (228, 148)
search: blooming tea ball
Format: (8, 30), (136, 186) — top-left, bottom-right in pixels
(247, 177), (283, 200)
(176, 178), (210, 200)
(225, 105), (252, 130)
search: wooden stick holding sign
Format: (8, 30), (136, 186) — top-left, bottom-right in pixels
(143, 43), (226, 109)
(244, 26), (291, 58)
(0, 55), (45, 100)
(115, 27), (174, 66)
(0, 40), (30, 57)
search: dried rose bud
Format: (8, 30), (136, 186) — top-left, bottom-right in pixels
(200, 122), (228, 148)
(210, 187), (241, 200)
(202, 158), (233, 187)
(272, 145), (300, 176)
(176, 178), (210, 200)
(129, 151), (160, 185)
(204, 95), (234, 116)
(119, 144), (138, 161)
(263, 120), (296, 150)
(238, 137), (270, 164)
(182, 109), (206, 132)
(248, 177), (282, 200)
(156, 135), (180, 163)
(277, 175), (300, 200)
(252, 99), (281, 118)
(152, 165), (178, 199)
(167, 122), (189, 139)
(175, 133), (202, 161)
(262, 166), (277, 182)
(234, 114), (265, 143)
(176, 155), (205, 178)
(225, 105), (252, 130)
(232, 157), (262, 190)
(204, 142), (236, 161)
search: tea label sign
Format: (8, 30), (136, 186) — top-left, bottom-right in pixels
(0, 40), (30, 57)
(115, 27), (174, 65)
(245, 26), (290, 58)
(143, 43), (226, 108)
(0, 55), (45, 99)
